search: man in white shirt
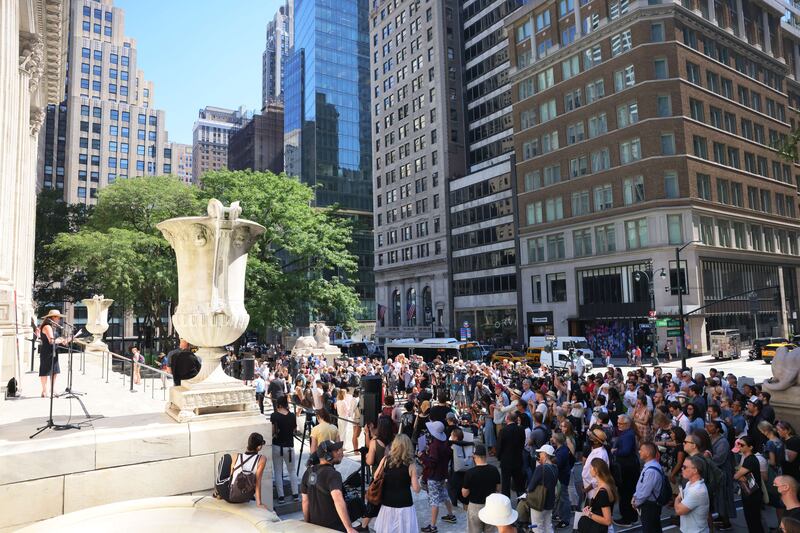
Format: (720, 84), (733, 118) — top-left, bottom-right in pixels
(582, 428), (610, 498)
(311, 380), (323, 411)
(520, 379), (535, 405)
(675, 455), (709, 533)
(623, 381), (638, 413)
(669, 401), (691, 435)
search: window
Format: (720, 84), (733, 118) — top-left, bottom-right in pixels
(591, 148), (610, 172)
(611, 30), (632, 57)
(747, 186), (759, 210)
(651, 23), (665, 42)
(667, 214), (683, 244)
(547, 234), (566, 260)
(623, 176), (644, 205)
(717, 179), (730, 204)
(519, 78), (535, 100)
(654, 58), (668, 79)
(547, 273), (567, 302)
(699, 216), (715, 245)
(733, 222), (746, 248)
(616, 101), (638, 128)
(517, 20), (532, 42)
(572, 190), (591, 216)
(692, 136), (708, 159)
(594, 184), (613, 210)
(536, 10), (551, 31)
(657, 95), (671, 116)
(718, 220), (731, 248)
(760, 189), (772, 213)
(619, 138), (641, 164)
(750, 225), (763, 251)
(573, 229), (592, 257)
(625, 218), (649, 249)
(539, 99), (557, 122)
(567, 121), (585, 144)
(528, 237), (545, 263)
(586, 79), (604, 103)
(595, 224), (616, 253)
(584, 46), (602, 69)
(537, 68), (554, 90)
(686, 62), (701, 85)
(531, 275), (542, 303)
(564, 89), (582, 111)
(697, 174), (712, 200)
(661, 133), (675, 155)
(545, 197), (564, 221)
(689, 99), (704, 121)
(613, 65), (635, 91)
(664, 172), (679, 198)
(526, 201), (543, 225)
(559, 0), (574, 17)
(588, 113), (607, 138)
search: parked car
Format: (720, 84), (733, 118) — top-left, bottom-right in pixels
(762, 342), (796, 364)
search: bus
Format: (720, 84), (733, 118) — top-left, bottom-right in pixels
(384, 338), (483, 363)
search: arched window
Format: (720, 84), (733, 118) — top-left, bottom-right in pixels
(407, 288), (417, 326)
(422, 286), (432, 325)
(391, 289), (401, 326)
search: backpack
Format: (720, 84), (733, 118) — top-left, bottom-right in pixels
(644, 465), (673, 506)
(228, 453), (260, 503)
(348, 372), (360, 388)
(400, 411), (415, 438)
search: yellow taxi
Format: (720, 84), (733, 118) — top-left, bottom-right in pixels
(489, 348), (541, 366)
(762, 342), (796, 364)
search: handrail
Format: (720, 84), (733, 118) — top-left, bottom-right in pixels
(73, 339), (173, 401)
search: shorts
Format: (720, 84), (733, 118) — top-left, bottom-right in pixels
(427, 479), (448, 506)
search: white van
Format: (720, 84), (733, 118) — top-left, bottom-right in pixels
(528, 336), (594, 371)
(529, 336), (595, 360)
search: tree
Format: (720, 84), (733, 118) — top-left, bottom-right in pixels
(199, 170), (362, 331)
(33, 189), (91, 312)
(48, 176), (201, 350)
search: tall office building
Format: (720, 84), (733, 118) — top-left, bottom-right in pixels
(369, 0), (466, 342)
(263, 0), (293, 109)
(166, 142), (192, 184)
(39, 0), (171, 204)
(448, 0), (528, 347)
(284, 0), (375, 330)
(508, 0), (800, 354)
(191, 105), (251, 182)
(228, 103), (285, 174)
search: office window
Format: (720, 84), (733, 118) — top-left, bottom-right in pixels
(697, 174), (712, 200)
(531, 275), (542, 303)
(653, 58), (668, 79)
(595, 224), (616, 253)
(657, 95), (671, 116)
(667, 214), (683, 245)
(718, 220), (731, 247)
(573, 229), (592, 257)
(572, 190), (590, 216)
(617, 101), (638, 128)
(692, 136), (708, 159)
(733, 222), (746, 248)
(619, 138), (641, 164)
(528, 237), (545, 263)
(547, 273), (567, 302)
(547, 234), (566, 260)
(699, 216), (715, 245)
(686, 62), (701, 84)
(750, 225), (763, 251)
(625, 218), (649, 249)
(623, 176), (644, 205)
(526, 202), (543, 225)
(588, 112), (607, 138)
(716, 179), (730, 204)
(545, 197), (564, 221)
(613, 65), (635, 91)
(594, 184), (613, 210)
(661, 133), (675, 155)
(591, 148), (610, 172)
(651, 23), (665, 42)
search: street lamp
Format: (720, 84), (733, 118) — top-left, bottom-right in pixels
(675, 240), (702, 370)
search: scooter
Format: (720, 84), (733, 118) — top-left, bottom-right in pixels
(748, 348), (760, 361)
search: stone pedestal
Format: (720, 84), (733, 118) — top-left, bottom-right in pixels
(769, 386), (800, 430)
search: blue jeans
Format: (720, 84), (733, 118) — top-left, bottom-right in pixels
(555, 481), (572, 523)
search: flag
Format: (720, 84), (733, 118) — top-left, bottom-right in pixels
(407, 302), (416, 321)
(377, 304), (386, 322)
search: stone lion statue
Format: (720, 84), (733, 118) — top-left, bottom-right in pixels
(313, 323), (331, 349)
(763, 345), (800, 391)
(291, 335), (316, 356)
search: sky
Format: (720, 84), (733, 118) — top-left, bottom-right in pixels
(115, 0), (286, 145)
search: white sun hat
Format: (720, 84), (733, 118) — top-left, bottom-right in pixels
(478, 493), (518, 526)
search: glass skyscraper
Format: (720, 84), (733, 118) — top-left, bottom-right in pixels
(285, 0), (374, 322)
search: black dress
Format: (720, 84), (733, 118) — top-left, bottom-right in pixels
(38, 327), (60, 377)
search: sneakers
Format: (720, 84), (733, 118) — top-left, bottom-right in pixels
(292, 494), (300, 502)
(277, 496), (285, 504)
(440, 515), (457, 524)
(554, 520), (569, 529)
(421, 525), (438, 532)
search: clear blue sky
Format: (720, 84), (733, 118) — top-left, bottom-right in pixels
(116, 0), (285, 145)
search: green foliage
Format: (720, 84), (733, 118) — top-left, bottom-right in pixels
(46, 176), (200, 336)
(199, 169), (361, 330)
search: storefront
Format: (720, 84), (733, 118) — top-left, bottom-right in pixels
(455, 308), (518, 347)
(526, 311), (554, 340)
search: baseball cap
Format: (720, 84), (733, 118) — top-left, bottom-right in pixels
(535, 444), (556, 456)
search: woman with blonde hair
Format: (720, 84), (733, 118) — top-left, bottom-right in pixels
(373, 434), (421, 533)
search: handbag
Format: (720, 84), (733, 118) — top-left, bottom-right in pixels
(737, 470), (759, 497)
(366, 457), (387, 506)
(528, 463), (556, 512)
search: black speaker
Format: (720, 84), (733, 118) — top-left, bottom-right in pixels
(231, 359), (242, 379)
(360, 375), (382, 426)
(240, 358), (255, 381)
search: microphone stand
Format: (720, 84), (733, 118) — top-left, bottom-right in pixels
(30, 323), (81, 438)
(55, 321), (92, 419)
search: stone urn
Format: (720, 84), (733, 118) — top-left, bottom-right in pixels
(157, 199), (265, 421)
(82, 294), (113, 347)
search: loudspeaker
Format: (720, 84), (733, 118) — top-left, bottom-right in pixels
(360, 375), (382, 427)
(240, 358), (255, 381)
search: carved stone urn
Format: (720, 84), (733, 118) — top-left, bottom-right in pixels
(82, 294), (113, 347)
(157, 199), (266, 421)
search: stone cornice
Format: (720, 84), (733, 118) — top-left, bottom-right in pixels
(34, 0), (67, 104)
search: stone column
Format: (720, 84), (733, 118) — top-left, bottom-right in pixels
(707, 0), (717, 24)
(575, 2), (582, 37)
(794, 44), (800, 81)
(762, 11), (772, 54)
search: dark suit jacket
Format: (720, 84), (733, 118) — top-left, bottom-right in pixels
(171, 350), (201, 386)
(497, 422), (526, 469)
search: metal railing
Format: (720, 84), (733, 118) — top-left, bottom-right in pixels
(73, 339), (173, 401)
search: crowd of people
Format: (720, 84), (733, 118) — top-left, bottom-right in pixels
(253, 350), (800, 533)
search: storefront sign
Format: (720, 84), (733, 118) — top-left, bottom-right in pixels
(655, 319), (668, 327)
(666, 319), (681, 328)
(667, 328), (682, 337)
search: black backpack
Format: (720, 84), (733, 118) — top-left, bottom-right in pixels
(644, 465), (673, 506)
(228, 453), (260, 503)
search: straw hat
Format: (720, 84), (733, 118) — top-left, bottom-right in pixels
(479, 493), (518, 526)
(589, 427), (607, 443)
(40, 309), (65, 319)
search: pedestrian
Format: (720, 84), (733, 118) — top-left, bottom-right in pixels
(733, 435), (765, 533)
(462, 443), (501, 533)
(254, 372), (266, 414)
(775, 475), (800, 520)
(373, 434), (421, 533)
(497, 412), (526, 497)
(612, 415), (639, 526)
(37, 310), (67, 397)
(578, 458), (616, 533)
(675, 455), (710, 533)
(300, 440), (357, 533)
(270, 394), (298, 503)
(478, 493), (518, 533)
(552, 432), (574, 528)
(706, 419), (736, 530)
(310, 409), (340, 455)
(777, 420), (800, 481)
(419, 420), (456, 532)
(130, 346), (143, 385)
(517, 444), (558, 533)
(448, 427), (474, 507)
(632, 442), (663, 533)
(582, 428), (610, 500)
(214, 432), (268, 508)
(359, 417), (395, 531)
